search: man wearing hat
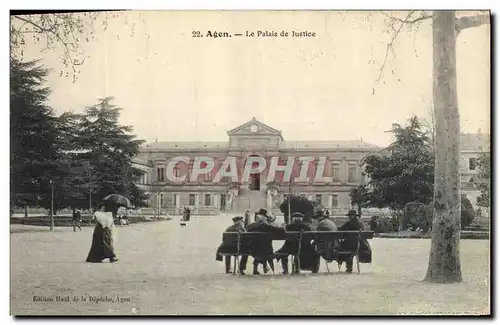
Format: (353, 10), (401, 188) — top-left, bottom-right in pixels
(337, 209), (371, 273)
(312, 207), (338, 268)
(275, 212), (320, 274)
(215, 216), (249, 274)
(246, 208), (285, 275)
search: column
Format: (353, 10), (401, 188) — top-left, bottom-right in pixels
(213, 194), (219, 208)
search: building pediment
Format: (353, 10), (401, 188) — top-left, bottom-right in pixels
(227, 117), (284, 140)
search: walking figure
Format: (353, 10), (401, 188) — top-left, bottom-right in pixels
(72, 209), (82, 232)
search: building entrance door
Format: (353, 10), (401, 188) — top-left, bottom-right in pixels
(220, 194), (226, 211)
(250, 173), (260, 191)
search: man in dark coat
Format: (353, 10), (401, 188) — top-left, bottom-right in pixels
(337, 210), (372, 273)
(72, 209), (82, 232)
(275, 212), (320, 274)
(313, 209), (338, 267)
(215, 216), (249, 274)
(244, 210), (251, 227)
(246, 209), (285, 275)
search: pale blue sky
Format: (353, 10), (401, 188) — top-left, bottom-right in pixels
(18, 10), (490, 147)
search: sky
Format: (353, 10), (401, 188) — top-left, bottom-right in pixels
(17, 10), (490, 147)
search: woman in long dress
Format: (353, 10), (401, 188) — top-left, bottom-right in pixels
(86, 204), (119, 263)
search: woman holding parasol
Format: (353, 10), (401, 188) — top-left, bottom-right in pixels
(85, 194), (132, 263)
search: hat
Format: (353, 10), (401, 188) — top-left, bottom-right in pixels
(345, 210), (359, 218)
(255, 214), (267, 223)
(232, 216), (244, 222)
(257, 208), (268, 216)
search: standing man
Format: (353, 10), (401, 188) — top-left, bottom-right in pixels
(72, 209), (82, 232)
(244, 210), (251, 227)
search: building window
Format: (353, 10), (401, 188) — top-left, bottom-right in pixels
(157, 167), (165, 182)
(299, 193), (306, 198)
(174, 166), (181, 178)
(189, 194), (195, 206)
(315, 194), (322, 205)
(160, 193), (164, 206)
(205, 194), (211, 206)
(348, 164), (357, 183)
(332, 163), (340, 182)
(204, 172), (211, 182)
(469, 158), (477, 170)
(331, 194), (338, 208)
(173, 194), (179, 206)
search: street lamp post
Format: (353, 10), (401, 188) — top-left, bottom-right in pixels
(89, 167), (92, 214)
(50, 179), (54, 231)
(287, 180), (293, 225)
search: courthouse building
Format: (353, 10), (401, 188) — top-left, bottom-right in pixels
(132, 118), (490, 216)
(133, 118), (378, 215)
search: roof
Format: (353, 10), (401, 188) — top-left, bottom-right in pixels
(280, 140), (380, 150)
(227, 117), (284, 140)
(141, 140), (379, 151)
(143, 141), (229, 150)
(460, 133), (490, 151)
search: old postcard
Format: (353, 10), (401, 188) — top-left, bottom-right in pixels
(9, 10), (490, 316)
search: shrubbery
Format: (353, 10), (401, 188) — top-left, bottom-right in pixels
(369, 197), (476, 233)
(461, 196), (476, 229)
(368, 215), (399, 233)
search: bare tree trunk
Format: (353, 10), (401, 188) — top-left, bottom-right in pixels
(428, 106), (436, 154)
(424, 11), (462, 283)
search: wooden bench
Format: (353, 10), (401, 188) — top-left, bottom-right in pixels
(221, 231), (374, 275)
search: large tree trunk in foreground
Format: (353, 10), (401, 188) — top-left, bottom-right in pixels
(424, 11), (462, 283)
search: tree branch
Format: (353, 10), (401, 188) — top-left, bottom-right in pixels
(381, 11), (433, 25)
(455, 14), (490, 34)
(375, 12), (415, 84)
(372, 11), (433, 95)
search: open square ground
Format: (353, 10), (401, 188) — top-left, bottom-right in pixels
(10, 215), (490, 315)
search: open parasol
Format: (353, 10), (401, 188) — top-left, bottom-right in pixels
(102, 194), (134, 209)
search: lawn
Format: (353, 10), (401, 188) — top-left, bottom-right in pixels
(10, 215), (490, 315)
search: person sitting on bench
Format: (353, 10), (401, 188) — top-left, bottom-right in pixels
(313, 208), (338, 266)
(337, 210), (372, 273)
(275, 212), (320, 274)
(215, 216), (249, 275)
(246, 209), (285, 275)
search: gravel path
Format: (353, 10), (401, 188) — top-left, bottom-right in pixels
(10, 216), (490, 315)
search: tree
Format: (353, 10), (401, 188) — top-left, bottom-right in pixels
(10, 12), (99, 81)
(475, 151), (490, 208)
(349, 184), (370, 216)
(10, 11), (146, 81)
(10, 58), (61, 212)
(69, 97), (146, 208)
(425, 11), (489, 284)
(280, 195), (315, 221)
(362, 116), (434, 211)
(377, 10), (489, 283)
